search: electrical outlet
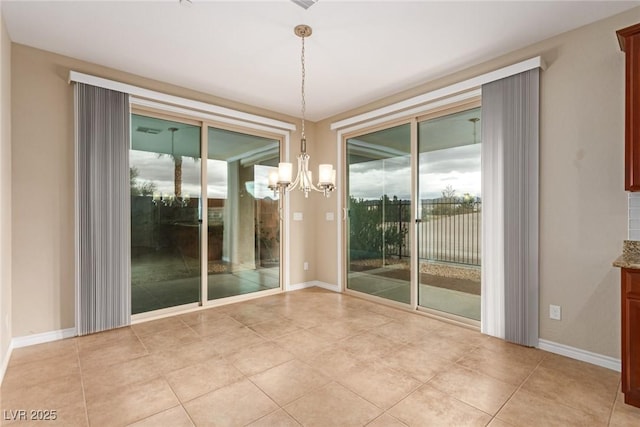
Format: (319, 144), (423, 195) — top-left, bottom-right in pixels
(303, 261), (309, 271)
(549, 304), (561, 320)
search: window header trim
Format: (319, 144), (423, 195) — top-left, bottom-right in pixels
(68, 70), (296, 132)
(331, 56), (545, 131)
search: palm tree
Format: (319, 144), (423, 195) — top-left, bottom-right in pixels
(167, 127), (182, 197)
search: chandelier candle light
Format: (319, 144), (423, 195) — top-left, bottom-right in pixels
(268, 25), (336, 198)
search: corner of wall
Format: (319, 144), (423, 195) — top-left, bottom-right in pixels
(0, 9), (13, 384)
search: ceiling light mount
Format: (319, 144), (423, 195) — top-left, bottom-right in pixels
(294, 25), (312, 38)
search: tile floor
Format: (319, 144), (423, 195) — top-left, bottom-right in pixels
(1, 288), (639, 426)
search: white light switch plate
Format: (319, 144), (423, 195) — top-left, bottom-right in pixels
(326, 212), (334, 221)
(293, 212), (303, 221)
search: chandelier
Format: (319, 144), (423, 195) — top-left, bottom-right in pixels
(268, 25), (335, 198)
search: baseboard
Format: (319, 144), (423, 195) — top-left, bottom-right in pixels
(286, 281), (340, 292)
(0, 342), (13, 385)
(538, 339), (621, 372)
(11, 328), (76, 349)
(286, 281), (316, 291)
(313, 281), (340, 292)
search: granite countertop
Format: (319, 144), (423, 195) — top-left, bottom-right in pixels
(613, 240), (640, 269)
(613, 255), (640, 269)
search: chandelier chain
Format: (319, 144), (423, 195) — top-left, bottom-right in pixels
(301, 33), (306, 139)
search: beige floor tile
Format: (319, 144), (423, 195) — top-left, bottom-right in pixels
(541, 353), (620, 385)
(339, 361), (422, 409)
(487, 417), (515, 427)
(304, 347), (365, 380)
(343, 310), (395, 330)
(164, 357), (245, 402)
(497, 388), (606, 427)
(610, 390), (640, 426)
(86, 377), (179, 427)
(434, 322), (489, 347)
(388, 384), (492, 427)
(411, 333), (478, 363)
(2, 351), (79, 390)
(127, 406), (194, 427)
(227, 305), (282, 326)
(183, 379), (278, 426)
(204, 326), (266, 356)
(249, 318), (302, 340)
(373, 320), (440, 345)
(249, 359), (331, 405)
(428, 364), (517, 415)
(76, 327), (137, 353)
(246, 409), (301, 427)
(380, 344), (451, 382)
(456, 345), (539, 386)
(146, 340), (220, 374)
(1, 373), (84, 411)
(366, 413), (408, 426)
(272, 329), (333, 361)
(481, 336), (546, 366)
(132, 316), (188, 337)
(8, 338), (77, 366)
(187, 316), (245, 338)
(284, 382), (382, 427)
(521, 365), (616, 422)
(78, 335), (148, 371)
(306, 320), (368, 342)
(82, 355), (159, 402)
(337, 331), (400, 361)
(178, 308), (228, 326)
(137, 325), (201, 354)
(225, 340), (294, 376)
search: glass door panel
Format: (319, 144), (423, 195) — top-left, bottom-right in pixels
(346, 123), (411, 304)
(130, 114), (202, 314)
(417, 107), (481, 320)
(207, 127), (280, 300)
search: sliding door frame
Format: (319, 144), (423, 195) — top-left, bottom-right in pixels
(340, 98), (483, 327)
(130, 103), (289, 322)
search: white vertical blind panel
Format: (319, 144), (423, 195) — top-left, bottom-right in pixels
(76, 83), (131, 335)
(481, 69), (539, 346)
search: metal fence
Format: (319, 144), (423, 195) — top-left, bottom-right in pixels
(361, 198), (481, 266)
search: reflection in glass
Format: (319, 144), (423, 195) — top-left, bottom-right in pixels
(207, 127), (280, 300)
(346, 123), (411, 304)
(417, 107), (481, 320)
(130, 115), (201, 314)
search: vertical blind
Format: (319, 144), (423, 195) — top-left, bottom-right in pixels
(75, 83), (130, 335)
(481, 69), (540, 346)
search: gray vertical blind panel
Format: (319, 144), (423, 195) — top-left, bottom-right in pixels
(76, 83), (130, 335)
(482, 69), (539, 347)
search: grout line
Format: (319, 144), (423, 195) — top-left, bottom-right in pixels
(75, 339), (91, 427)
(606, 378), (622, 426)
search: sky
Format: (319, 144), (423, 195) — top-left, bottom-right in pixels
(131, 139), (480, 202)
(130, 151), (276, 200)
(349, 143), (481, 201)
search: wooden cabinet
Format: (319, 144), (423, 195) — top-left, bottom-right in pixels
(621, 268), (640, 407)
(618, 23), (640, 191)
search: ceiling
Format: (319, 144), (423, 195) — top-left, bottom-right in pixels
(2, 1), (639, 121)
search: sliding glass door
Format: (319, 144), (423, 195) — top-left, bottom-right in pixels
(344, 106), (481, 322)
(130, 113), (281, 315)
(206, 127), (280, 300)
(130, 114), (202, 314)
(346, 123), (412, 304)
(417, 108), (482, 320)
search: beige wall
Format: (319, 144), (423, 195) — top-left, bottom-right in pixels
(10, 44), (316, 337)
(1, 10), (12, 371)
(315, 8), (640, 358)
